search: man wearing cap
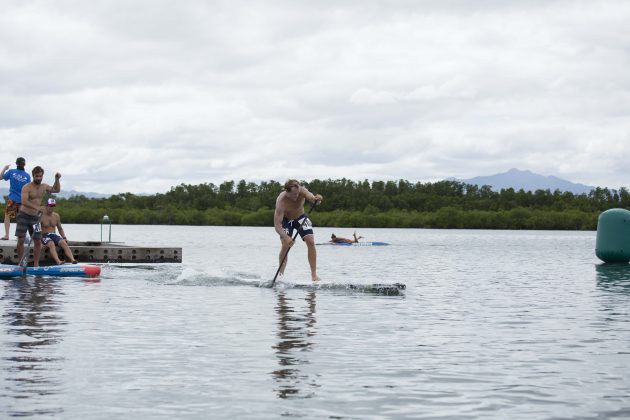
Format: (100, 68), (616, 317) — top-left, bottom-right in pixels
(16, 166), (61, 267)
(40, 198), (77, 264)
(1, 157), (31, 240)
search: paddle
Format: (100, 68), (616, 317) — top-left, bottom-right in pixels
(271, 200), (319, 286)
(19, 217), (41, 274)
(18, 232), (34, 274)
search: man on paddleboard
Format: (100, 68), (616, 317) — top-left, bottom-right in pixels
(274, 179), (322, 281)
(16, 166), (61, 267)
(40, 198), (77, 265)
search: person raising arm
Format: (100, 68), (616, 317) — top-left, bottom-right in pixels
(1, 157), (31, 240)
(16, 166), (61, 267)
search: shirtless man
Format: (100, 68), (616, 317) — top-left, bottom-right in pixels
(274, 179), (322, 281)
(16, 166), (61, 266)
(40, 198), (77, 265)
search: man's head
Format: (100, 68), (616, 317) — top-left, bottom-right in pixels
(32, 166), (44, 185)
(284, 179), (299, 191)
(15, 157), (25, 169)
(284, 179), (300, 198)
(46, 198), (56, 213)
(331, 233), (336, 239)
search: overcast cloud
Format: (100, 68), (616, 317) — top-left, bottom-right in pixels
(1, 0), (629, 194)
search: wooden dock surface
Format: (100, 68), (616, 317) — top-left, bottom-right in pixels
(0, 239), (182, 265)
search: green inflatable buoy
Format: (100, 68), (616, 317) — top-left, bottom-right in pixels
(596, 208), (630, 263)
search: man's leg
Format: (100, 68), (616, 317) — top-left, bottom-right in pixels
(2, 213), (9, 239)
(59, 240), (76, 263)
(304, 235), (319, 281)
(278, 241), (290, 276)
(33, 240), (42, 267)
(16, 236), (25, 263)
(46, 241), (63, 265)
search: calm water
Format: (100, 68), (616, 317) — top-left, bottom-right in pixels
(1, 225), (629, 419)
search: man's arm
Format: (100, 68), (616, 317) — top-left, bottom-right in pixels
(56, 214), (67, 239)
(300, 186), (322, 204)
(274, 199), (288, 238)
(274, 197), (293, 247)
(48, 173), (61, 193)
(1, 165), (9, 179)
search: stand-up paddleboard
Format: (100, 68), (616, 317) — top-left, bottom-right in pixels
(0, 264), (101, 278)
(317, 241), (390, 246)
(0, 265), (25, 278)
(274, 281), (406, 295)
(348, 282), (405, 295)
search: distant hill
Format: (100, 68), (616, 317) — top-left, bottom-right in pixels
(1, 187), (111, 200)
(458, 168), (594, 194)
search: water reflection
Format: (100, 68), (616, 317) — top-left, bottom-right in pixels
(0, 279), (66, 417)
(595, 263), (630, 294)
(272, 290), (319, 399)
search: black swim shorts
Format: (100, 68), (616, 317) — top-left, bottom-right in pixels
(282, 214), (314, 240)
(15, 212), (42, 240)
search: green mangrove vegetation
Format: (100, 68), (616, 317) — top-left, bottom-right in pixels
(3, 179), (628, 230)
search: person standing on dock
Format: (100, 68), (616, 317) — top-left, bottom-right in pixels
(40, 198), (77, 264)
(274, 179), (322, 282)
(16, 166), (61, 267)
(1, 157), (31, 240)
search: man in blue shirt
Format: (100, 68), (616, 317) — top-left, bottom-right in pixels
(1, 157), (31, 240)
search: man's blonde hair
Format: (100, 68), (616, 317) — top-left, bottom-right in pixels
(284, 179), (300, 191)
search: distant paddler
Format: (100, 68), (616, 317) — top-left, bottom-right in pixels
(274, 179), (322, 282)
(16, 166), (61, 267)
(330, 231), (363, 244)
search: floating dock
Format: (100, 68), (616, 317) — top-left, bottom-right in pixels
(0, 240), (182, 265)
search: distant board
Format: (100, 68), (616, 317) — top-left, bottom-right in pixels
(317, 241), (390, 246)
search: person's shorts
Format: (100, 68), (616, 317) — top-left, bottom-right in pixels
(41, 233), (63, 246)
(4, 199), (20, 220)
(282, 214), (314, 241)
(15, 212), (42, 240)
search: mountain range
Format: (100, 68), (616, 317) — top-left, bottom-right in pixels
(1, 169), (596, 199)
(457, 168), (594, 194)
(0, 187), (111, 200)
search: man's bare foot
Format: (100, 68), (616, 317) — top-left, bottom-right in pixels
(0, 236), (8, 240)
(312, 275), (320, 282)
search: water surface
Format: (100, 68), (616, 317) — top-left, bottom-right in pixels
(1, 226), (629, 418)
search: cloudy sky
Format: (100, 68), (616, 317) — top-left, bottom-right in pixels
(1, 0), (629, 194)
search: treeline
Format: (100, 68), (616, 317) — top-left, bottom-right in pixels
(4, 179), (629, 230)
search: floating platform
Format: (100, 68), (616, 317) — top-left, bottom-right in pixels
(0, 240), (182, 265)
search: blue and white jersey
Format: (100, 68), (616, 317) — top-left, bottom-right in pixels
(2, 169), (31, 203)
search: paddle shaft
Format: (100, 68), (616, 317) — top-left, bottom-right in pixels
(19, 232), (33, 270)
(19, 215), (42, 271)
(271, 201), (318, 286)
